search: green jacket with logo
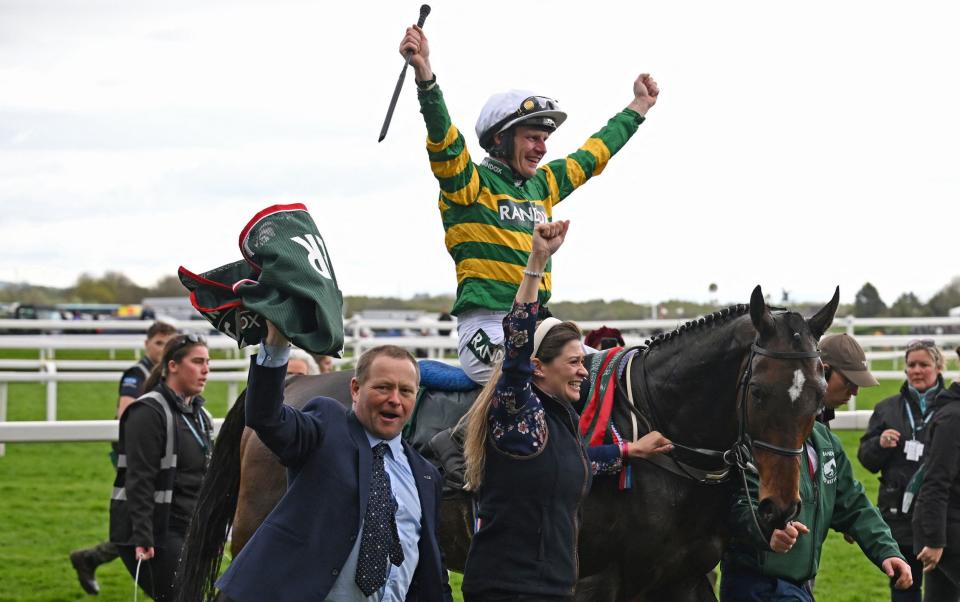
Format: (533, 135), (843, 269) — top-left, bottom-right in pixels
(417, 84), (645, 316)
(722, 422), (903, 583)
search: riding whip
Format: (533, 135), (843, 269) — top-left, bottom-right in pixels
(378, 4), (431, 142)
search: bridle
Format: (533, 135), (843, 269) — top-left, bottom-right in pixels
(724, 341), (822, 468)
(625, 333), (820, 543)
(721, 339), (821, 544)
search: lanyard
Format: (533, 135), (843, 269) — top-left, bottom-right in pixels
(180, 412), (209, 457)
(904, 400), (933, 439)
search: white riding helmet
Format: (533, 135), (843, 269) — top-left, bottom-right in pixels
(475, 90), (567, 151)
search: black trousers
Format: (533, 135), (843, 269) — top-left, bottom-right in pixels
(117, 531), (185, 602)
(924, 551), (960, 602)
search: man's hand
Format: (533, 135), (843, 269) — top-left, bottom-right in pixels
(884, 557), (914, 589)
(531, 221), (569, 258)
(627, 73), (659, 116)
(135, 546), (155, 561)
(879, 428), (901, 449)
(265, 320), (290, 348)
(400, 25), (433, 82)
(769, 521), (809, 554)
(918, 546), (944, 574)
(626, 431), (673, 459)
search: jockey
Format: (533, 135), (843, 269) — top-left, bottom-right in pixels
(399, 24), (659, 385)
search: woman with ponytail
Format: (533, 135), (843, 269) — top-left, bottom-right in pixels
(109, 334), (213, 601)
(460, 221), (673, 602)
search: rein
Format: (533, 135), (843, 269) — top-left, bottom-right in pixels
(622, 350), (732, 484)
(723, 342), (820, 544)
(623, 336), (820, 541)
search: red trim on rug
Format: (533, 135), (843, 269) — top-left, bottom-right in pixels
(178, 266), (234, 291)
(237, 203), (308, 272)
(187, 289), (243, 313)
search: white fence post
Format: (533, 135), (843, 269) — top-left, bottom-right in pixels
(44, 361), (57, 421)
(227, 382), (238, 408)
(0, 382), (7, 457)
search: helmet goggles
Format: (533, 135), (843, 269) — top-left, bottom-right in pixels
(476, 90), (567, 151)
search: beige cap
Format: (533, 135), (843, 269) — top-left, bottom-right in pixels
(820, 333), (880, 387)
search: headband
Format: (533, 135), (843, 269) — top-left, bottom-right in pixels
(532, 317), (563, 359)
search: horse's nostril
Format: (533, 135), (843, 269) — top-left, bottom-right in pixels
(757, 499), (776, 522)
(789, 500), (802, 523)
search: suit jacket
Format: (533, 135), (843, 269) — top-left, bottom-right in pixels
(217, 360), (452, 601)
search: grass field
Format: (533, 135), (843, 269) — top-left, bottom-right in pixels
(0, 349), (951, 601)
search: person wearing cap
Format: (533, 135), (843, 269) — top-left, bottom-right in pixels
(458, 221), (672, 600)
(398, 24), (658, 385)
(859, 339), (947, 602)
(818, 333), (881, 427)
(913, 345), (960, 599)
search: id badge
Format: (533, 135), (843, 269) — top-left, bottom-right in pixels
(905, 439), (924, 462)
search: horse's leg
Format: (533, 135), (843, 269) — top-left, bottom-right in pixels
(437, 495), (473, 573)
(231, 428), (286, 556)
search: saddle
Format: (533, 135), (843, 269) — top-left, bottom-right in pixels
(404, 360), (479, 497)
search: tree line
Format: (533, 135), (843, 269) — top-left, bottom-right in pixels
(854, 278), (960, 317)
(1, 272), (958, 320)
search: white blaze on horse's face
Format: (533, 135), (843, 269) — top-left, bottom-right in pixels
(788, 369), (806, 404)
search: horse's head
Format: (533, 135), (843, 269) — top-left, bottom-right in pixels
(745, 284), (839, 538)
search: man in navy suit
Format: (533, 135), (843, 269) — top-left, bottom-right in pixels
(217, 321), (453, 601)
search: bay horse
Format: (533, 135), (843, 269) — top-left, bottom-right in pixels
(177, 286), (838, 602)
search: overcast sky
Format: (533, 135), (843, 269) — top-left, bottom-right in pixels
(1, 0), (957, 307)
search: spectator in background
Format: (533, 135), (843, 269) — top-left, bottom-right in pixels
(859, 339), (946, 602)
(585, 326), (626, 351)
(312, 354), (334, 374)
(911, 345), (960, 599)
(437, 312), (453, 337)
(287, 349), (320, 376)
(69, 321), (177, 596)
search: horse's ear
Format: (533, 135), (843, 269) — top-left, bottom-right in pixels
(808, 286), (840, 339)
(749, 285), (775, 338)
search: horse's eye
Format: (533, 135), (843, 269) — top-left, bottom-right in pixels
(750, 385), (765, 405)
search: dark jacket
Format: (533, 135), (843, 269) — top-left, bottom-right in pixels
(109, 383), (212, 547)
(462, 385), (591, 598)
(217, 359), (452, 602)
(858, 378), (943, 545)
(914, 382), (960, 549)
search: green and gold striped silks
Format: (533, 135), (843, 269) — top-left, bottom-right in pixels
(418, 85), (645, 316)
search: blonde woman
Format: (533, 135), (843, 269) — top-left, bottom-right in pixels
(459, 221), (672, 602)
(860, 339), (947, 602)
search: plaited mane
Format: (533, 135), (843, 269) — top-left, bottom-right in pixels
(643, 304), (751, 349)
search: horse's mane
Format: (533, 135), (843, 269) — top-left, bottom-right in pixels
(643, 304), (751, 349)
